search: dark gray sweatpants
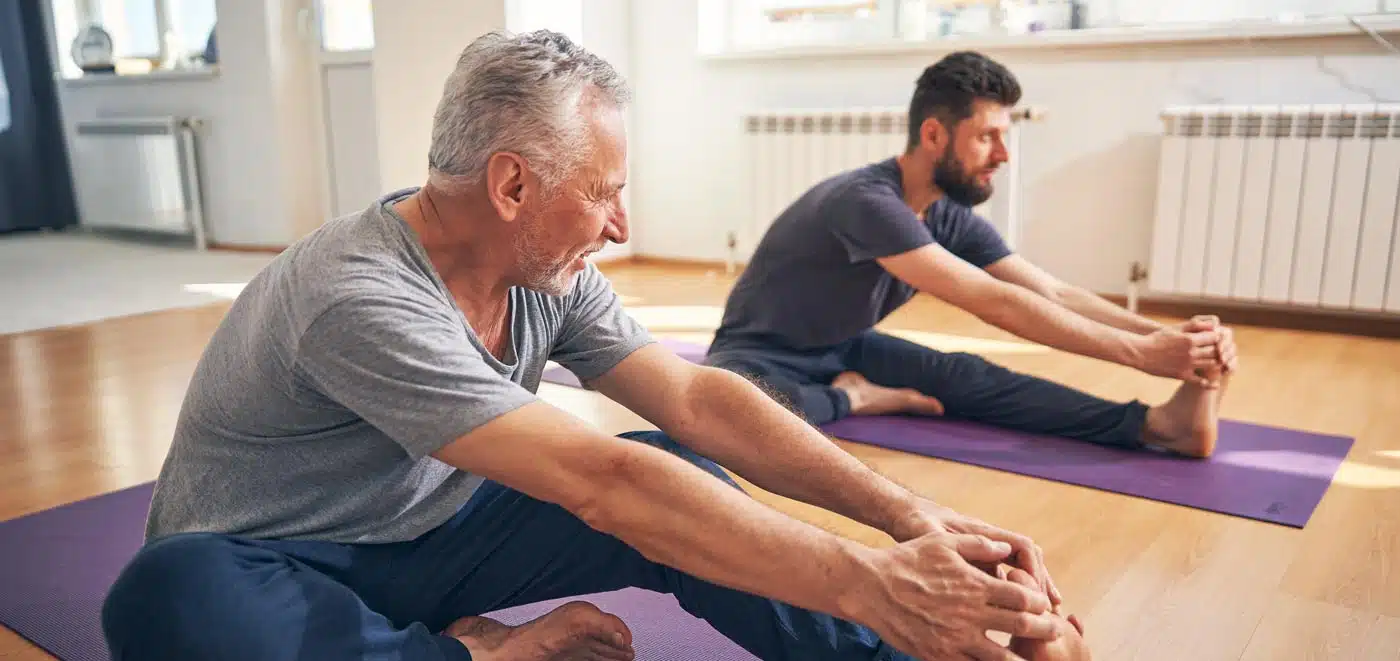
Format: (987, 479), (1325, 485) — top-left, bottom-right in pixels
(705, 330), (1148, 448)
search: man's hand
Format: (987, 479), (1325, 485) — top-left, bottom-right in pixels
(845, 530), (1062, 661)
(1130, 324), (1224, 386)
(1174, 315), (1238, 376)
(888, 499), (1061, 608)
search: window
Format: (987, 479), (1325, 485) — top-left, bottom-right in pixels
(507, 0), (585, 44)
(318, 0), (374, 52)
(98, 0), (160, 59)
(701, 0), (1399, 55)
(48, 0), (218, 77)
(722, 0), (898, 51)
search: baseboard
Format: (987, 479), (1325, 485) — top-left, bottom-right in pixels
(208, 242), (287, 254)
(1100, 294), (1400, 339)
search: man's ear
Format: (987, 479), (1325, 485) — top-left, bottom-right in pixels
(919, 116), (949, 153)
(485, 152), (530, 223)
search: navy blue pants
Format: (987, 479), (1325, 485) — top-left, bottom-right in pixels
(101, 431), (905, 661)
(706, 330), (1148, 448)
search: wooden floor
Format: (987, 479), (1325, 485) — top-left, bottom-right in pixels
(2, 261), (1398, 660)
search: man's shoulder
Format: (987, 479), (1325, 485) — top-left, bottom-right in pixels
(823, 159), (904, 205)
(775, 159), (905, 235)
(252, 192), (451, 331)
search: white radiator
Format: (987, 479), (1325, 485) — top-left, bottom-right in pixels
(1149, 104), (1400, 313)
(70, 116), (208, 250)
(739, 107), (1029, 259)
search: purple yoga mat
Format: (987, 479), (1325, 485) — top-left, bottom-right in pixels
(0, 484), (755, 661)
(540, 340), (1353, 528)
(822, 415), (1352, 528)
(486, 589), (755, 660)
(0, 483), (153, 661)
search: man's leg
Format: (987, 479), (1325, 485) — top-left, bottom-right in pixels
(845, 331), (1150, 448)
(842, 331), (1222, 455)
(412, 430), (906, 661)
(102, 532), (470, 661)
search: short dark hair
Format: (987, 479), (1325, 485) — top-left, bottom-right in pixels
(906, 51), (1021, 151)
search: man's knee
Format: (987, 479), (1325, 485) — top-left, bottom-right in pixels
(616, 430), (743, 491)
(103, 534), (241, 657)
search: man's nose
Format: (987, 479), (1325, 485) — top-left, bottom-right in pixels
(605, 205), (629, 244)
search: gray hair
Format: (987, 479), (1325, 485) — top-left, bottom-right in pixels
(427, 30), (630, 195)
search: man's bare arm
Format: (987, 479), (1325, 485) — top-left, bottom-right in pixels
(428, 397), (1060, 658)
(877, 244), (1219, 383)
(983, 255), (1163, 334)
(585, 343), (925, 542)
(431, 400), (868, 617)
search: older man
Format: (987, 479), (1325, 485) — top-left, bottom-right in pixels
(101, 31), (1072, 661)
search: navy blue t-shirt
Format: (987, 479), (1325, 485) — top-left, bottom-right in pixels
(710, 157), (1012, 353)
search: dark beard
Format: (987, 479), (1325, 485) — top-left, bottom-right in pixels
(932, 150), (994, 207)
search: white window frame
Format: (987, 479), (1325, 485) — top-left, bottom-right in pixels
(67, 0), (216, 66)
(722, 0), (899, 51)
(315, 0), (376, 55)
(74, 0), (166, 61)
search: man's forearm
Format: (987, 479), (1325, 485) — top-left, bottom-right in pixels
(666, 367), (924, 541)
(976, 283), (1146, 370)
(584, 435), (876, 620)
(1054, 286), (1164, 335)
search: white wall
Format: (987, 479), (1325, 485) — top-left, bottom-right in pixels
(630, 0), (1400, 293)
(56, 0), (326, 247)
(582, 0), (636, 261)
(370, 1), (507, 192)
(322, 61), (382, 218)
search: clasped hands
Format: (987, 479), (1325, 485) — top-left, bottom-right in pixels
(1139, 314), (1238, 388)
(860, 499), (1087, 661)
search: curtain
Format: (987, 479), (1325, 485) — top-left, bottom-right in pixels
(0, 0), (79, 233)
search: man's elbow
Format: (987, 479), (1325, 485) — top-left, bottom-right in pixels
(962, 282), (1023, 327)
(567, 447), (647, 536)
(663, 366), (749, 438)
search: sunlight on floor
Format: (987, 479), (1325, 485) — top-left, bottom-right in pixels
(1333, 460), (1400, 489)
(623, 305), (724, 330)
(182, 282), (248, 299)
(1377, 450), (1400, 460)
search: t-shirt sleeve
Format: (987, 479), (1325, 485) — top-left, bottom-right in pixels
(550, 264), (654, 382)
(935, 203), (1014, 268)
(294, 294), (538, 460)
(827, 182), (935, 263)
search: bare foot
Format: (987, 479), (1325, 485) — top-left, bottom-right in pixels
(831, 372), (945, 417)
(1141, 366), (1229, 458)
(445, 601), (635, 661)
(1006, 568), (1092, 661)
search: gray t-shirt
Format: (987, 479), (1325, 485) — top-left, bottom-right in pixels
(145, 188), (652, 544)
(710, 158), (1012, 354)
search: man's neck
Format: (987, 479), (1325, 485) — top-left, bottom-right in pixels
(894, 152), (943, 218)
(394, 187), (514, 321)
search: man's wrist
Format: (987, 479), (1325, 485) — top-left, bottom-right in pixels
(829, 540), (885, 625)
(881, 496), (948, 543)
(1117, 332), (1148, 371)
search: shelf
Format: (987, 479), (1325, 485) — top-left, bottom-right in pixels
(701, 13), (1400, 62)
(61, 67), (220, 88)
